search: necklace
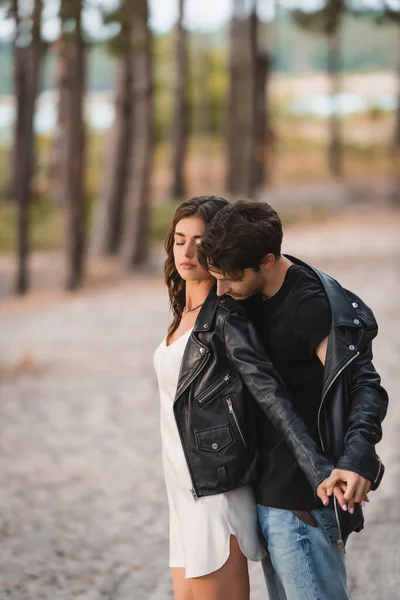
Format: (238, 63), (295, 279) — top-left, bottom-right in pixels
(183, 302), (204, 315)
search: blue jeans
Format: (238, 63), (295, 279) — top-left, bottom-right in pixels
(257, 505), (348, 600)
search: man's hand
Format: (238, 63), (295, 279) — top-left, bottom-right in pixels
(317, 468), (371, 512)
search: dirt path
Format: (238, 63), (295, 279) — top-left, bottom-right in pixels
(0, 212), (399, 599)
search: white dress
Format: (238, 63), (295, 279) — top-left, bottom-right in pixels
(153, 328), (265, 578)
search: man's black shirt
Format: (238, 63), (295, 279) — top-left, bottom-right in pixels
(244, 264), (332, 510)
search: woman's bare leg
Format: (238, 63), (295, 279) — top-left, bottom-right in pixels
(172, 567), (194, 600)
(189, 536), (250, 600)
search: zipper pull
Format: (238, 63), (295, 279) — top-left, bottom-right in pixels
(226, 398), (233, 413)
(190, 487), (199, 503)
(337, 539), (346, 554)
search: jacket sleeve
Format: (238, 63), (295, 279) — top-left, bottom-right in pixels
(335, 344), (388, 490)
(223, 308), (334, 493)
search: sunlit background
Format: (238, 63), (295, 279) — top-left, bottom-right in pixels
(0, 2), (399, 599)
(0, 0), (399, 294)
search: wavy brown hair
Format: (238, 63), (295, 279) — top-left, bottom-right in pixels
(165, 196), (229, 342)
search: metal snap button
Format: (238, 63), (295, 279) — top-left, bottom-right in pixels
(352, 302), (358, 308)
(349, 345), (356, 351)
(212, 443), (219, 450)
(203, 324), (208, 328)
(354, 319), (360, 325)
(199, 347), (205, 354)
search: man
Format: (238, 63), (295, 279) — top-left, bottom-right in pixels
(198, 200), (388, 600)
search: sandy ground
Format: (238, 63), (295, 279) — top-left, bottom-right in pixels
(0, 211), (399, 599)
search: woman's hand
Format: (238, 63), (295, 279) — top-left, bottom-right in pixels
(317, 468), (371, 512)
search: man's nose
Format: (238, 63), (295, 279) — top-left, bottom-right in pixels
(216, 282), (227, 297)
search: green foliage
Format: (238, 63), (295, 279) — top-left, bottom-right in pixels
(0, 199), (63, 253)
(60, 0), (84, 23)
(293, 0), (346, 36)
(366, 103), (386, 121)
(102, 5), (133, 56)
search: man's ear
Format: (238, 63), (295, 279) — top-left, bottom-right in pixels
(260, 253), (276, 271)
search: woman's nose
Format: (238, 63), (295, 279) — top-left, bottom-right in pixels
(185, 242), (196, 258)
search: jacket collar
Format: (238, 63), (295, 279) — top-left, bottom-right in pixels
(192, 285), (219, 332)
(174, 287), (219, 402)
(284, 254), (360, 329)
(284, 254), (364, 396)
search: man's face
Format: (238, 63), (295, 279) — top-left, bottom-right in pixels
(209, 268), (265, 300)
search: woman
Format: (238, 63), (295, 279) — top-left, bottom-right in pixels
(153, 196), (334, 600)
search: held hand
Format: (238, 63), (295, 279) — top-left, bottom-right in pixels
(317, 468), (371, 512)
(331, 482), (369, 513)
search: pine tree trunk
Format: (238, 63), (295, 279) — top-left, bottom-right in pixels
(253, 51), (269, 191)
(327, 27), (342, 178)
(90, 57), (134, 255)
(49, 32), (68, 205)
(13, 0), (43, 295)
(247, 8), (267, 197)
(393, 26), (400, 157)
(60, 0), (87, 290)
(170, 0), (187, 200)
(226, 8), (249, 196)
(120, 0), (153, 269)
(388, 24), (400, 205)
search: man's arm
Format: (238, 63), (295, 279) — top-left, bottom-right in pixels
(223, 308), (334, 501)
(316, 337), (388, 505)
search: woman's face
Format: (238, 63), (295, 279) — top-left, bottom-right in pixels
(173, 216), (213, 283)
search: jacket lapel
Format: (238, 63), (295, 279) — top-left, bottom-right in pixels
(174, 287), (219, 402)
(284, 254), (363, 395)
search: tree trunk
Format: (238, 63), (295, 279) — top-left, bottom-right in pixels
(327, 26), (342, 178)
(226, 1), (267, 198)
(60, 0), (87, 290)
(226, 3), (249, 196)
(393, 26), (400, 157)
(226, 13), (241, 195)
(120, 0), (153, 269)
(170, 0), (187, 200)
(247, 7), (268, 196)
(253, 50), (269, 191)
(13, 0), (43, 295)
(49, 31), (68, 205)
(388, 24), (400, 205)
(90, 56), (134, 256)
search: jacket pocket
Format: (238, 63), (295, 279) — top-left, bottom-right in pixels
(224, 396), (247, 448)
(195, 425), (233, 452)
(195, 370), (234, 406)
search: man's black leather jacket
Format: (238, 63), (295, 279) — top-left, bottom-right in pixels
(173, 260), (387, 543)
(283, 255), (388, 541)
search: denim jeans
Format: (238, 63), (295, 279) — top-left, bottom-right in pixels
(257, 505), (348, 600)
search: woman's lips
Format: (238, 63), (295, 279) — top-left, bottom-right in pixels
(180, 263), (197, 270)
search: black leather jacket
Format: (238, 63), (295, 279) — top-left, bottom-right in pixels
(173, 258), (388, 544)
(173, 287), (334, 502)
(284, 255), (388, 542)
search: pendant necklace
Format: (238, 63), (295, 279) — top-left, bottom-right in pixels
(183, 302), (204, 315)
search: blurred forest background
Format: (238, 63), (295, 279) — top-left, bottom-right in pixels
(0, 0), (399, 295)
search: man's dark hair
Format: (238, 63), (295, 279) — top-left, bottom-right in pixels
(198, 200), (283, 276)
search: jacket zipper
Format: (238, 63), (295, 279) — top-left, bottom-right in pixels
(225, 398), (247, 447)
(174, 350), (209, 405)
(317, 351), (360, 453)
(318, 350), (359, 548)
(373, 456), (382, 486)
(174, 412), (200, 503)
(196, 371), (233, 405)
(174, 349), (210, 503)
(334, 497), (346, 553)
(190, 487), (199, 502)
